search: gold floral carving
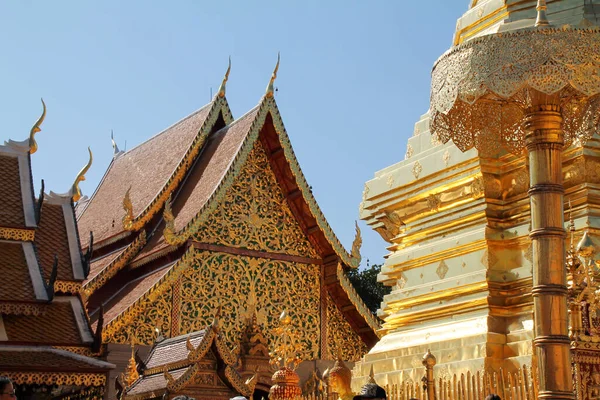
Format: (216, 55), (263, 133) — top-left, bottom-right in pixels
(436, 261), (449, 280)
(0, 227), (34, 241)
(443, 149), (450, 167)
(326, 294), (368, 362)
(191, 142), (318, 258)
(412, 161), (422, 179)
(163, 96), (358, 268)
(426, 193), (442, 212)
(53, 346), (96, 357)
(104, 249), (322, 360)
(83, 231), (147, 298)
(178, 251), (321, 359)
(337, 264), (382, 336)
(386, 175), (394, 188)
(123, 97), (233, 232)
(2, 371), (106, 387)
(405, 144), (414, 159)
(470, 176), (484, 199)
(54, 280), (82, 294)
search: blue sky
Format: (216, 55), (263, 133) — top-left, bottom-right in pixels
(0, 1), (465, 268)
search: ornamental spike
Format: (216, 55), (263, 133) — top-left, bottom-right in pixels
(29, 98), (46, 154)
(265, 52), (280, 98)
(535, 0), (549, 27)
(111, 129), (120, 155)
(71, 147), (93, 202)
(217, 56), (231, 98)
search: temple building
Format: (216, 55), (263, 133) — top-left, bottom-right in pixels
(356, 0), (600, 397)
(76, 62), (380, 398)
(0, 101), (114, 399)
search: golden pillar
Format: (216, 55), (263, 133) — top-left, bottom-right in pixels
(524, 99), (572, 399)
(429, 8), (600, 399)
(422, 350), (436, 400)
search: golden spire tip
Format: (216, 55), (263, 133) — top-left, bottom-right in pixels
(265, 52), (280, 98)
(71, 147), (93, 202)
(217, 56), (231, 98)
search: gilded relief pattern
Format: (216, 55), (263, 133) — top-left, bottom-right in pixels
(193, 141), (318, 258)
(326, 294), (368, 362)
(178, 251), (321, 359)
(105, 284), (173, 345)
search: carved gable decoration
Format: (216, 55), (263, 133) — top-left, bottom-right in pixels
(192, 141), (318, 258)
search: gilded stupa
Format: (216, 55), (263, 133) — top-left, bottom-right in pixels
(357, 0), (600, 397)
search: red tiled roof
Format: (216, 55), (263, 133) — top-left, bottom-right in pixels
(85, 245), (128, 284)
(0, 155), (25, 228)
(36, 203), (76, 281)
(0, 242), (37, 302)
(103, 266), (172, 325)
(130, 227), (171, 265)
(77, 104), (213, 247)
(0, 347), (113, 372)
(144, 330), (206, 369)
(3, 300), (86, 345)
(127, 367), (188, 395)
(172, 107), (258, 231)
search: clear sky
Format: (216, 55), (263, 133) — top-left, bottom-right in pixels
(0, 1), (465, 268)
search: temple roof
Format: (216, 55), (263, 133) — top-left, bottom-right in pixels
(77, 98), (232, 249)
(0, 346), (114, 372)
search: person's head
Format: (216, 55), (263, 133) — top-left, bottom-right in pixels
(0, 377), (15, 399)
(485, 395), (501, 400)
(230, 397), (247, 400)
(171, 396), (194, 400)
(352, 383), (387, 400)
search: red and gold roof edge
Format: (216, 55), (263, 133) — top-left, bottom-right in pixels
(119, 97), (233, 236)
(1, 371), (107, 387)
(162, 95), (360, 269)
(83, 230), (147, 298)
(0, 227), (35, 242)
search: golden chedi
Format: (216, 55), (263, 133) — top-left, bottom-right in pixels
(270, 367), (302, 400)
(269, 311), (303, 400)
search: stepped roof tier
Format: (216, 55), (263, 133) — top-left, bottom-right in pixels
(77, 64), (380, 398)
(0, 101), (114, 398)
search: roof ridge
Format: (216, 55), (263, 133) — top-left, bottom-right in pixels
(122, 103), (213, 156)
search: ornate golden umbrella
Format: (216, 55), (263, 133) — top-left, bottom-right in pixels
(429, 2), (600, 399)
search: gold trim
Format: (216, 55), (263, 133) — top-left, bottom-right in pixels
(337, 264), (382, 336)
(54, 280), (82, 294)
(0, 227), (35, 241)
(383, 281), (489, 314)
(0, 302), (44, 316)
(3, 371), (106, 387)
(383, 298), (488, 329)
(83, 231), (147, 297)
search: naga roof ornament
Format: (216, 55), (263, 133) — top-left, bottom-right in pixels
(265, 52), (280, 98)
(71, 147), (93, 202)
(217, 57), (231, 98)
(29, 98), (46, 154)
(111, 129), (121, 156)
(351, 221), (362, 267)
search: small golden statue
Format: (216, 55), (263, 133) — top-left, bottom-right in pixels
(590, 370), (600, 400)
(327, 351), (354, 400)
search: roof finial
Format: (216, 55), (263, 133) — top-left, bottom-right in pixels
(265, 52), (280, 98)
(71, 147), (93, 202)
(111, 129), (120, 155)
(217, 57), (231, 98)
(535, 0), (549, 27)
(29, 98), (46, 154)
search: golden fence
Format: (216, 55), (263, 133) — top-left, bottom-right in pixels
(375, 365), (537, 400)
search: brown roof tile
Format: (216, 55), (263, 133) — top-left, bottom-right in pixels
(173, 107), (258, 231)
(0, 242), (37, 302)
(0, 155), (25, 228)
(127, 367), (188, 395)
(3, 300), (85, 345)
(85, 246), (127, 284)
(36, 203), (76, 281)
(78, 104), (213, 247)
(144, 330), (206, 369)
(0, 347), (112, 371)
(103, 266), (172, 325)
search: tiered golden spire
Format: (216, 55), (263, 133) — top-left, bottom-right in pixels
(121, 342), (140, 389)
(269, 310), (303, 400)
